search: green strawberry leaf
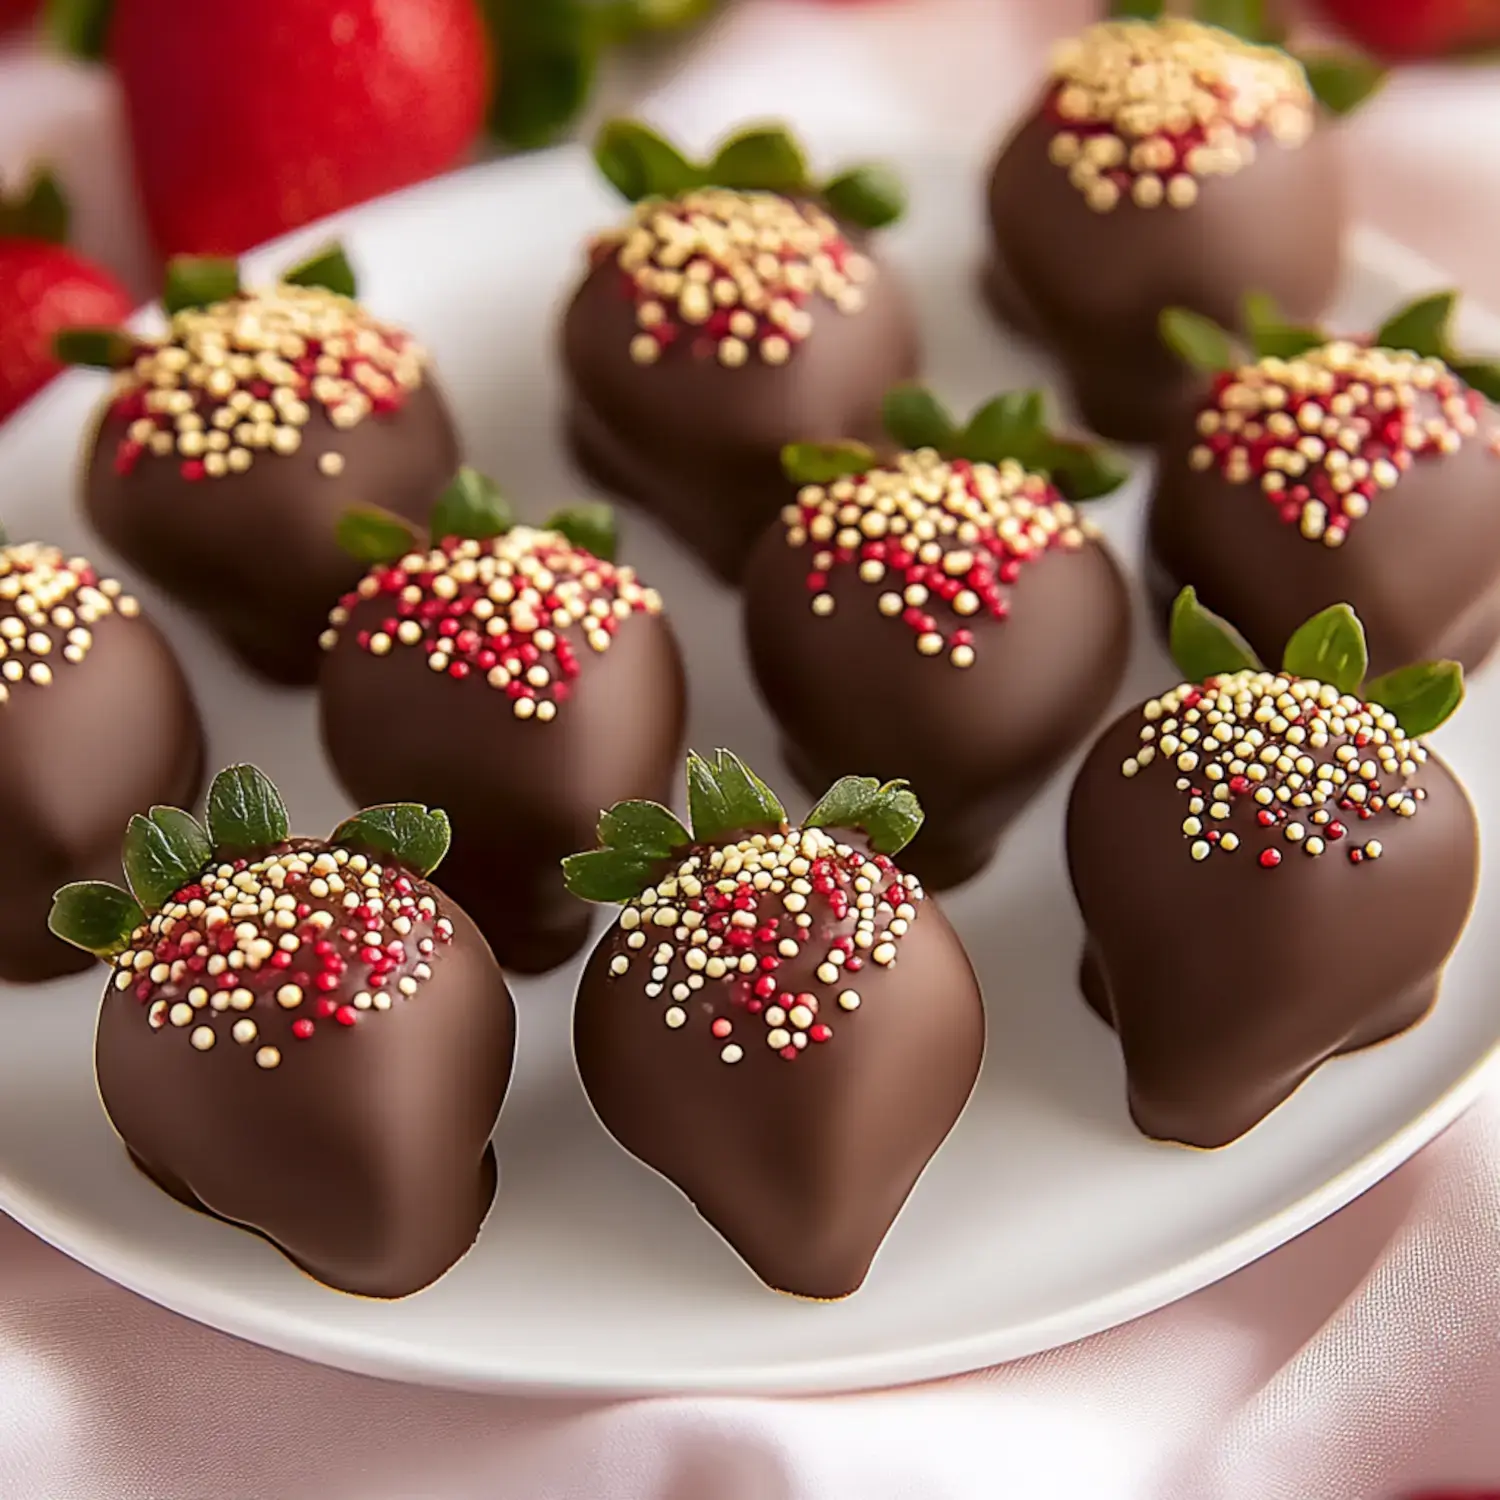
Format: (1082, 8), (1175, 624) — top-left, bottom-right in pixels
(0, 168), (68, 244)
(1109, 0), (1165, 16)
(882, 384), (960, 453)
(281, 243), (358, 299)
(332, 804), (451, 877)
(1242, 291), (1326, 360)
(122, 807), (213, 911)
(1169, 586), (1263, 682)
(597, 800), (692, 859)
(1194, 0), (1267, 41)
(1452, 360), (1500, 404)
(546, 502), (617, 562)
(1281, 602), (1368, 695)
(336, 506), (422, 565)
(686, 749), (786, 844)
(1374, 290), (1457, 361)
(430, 468), (514, 544)
(53, 327), (135, 370)
(1363, 660), (1465, 738)
(959, 389), (1047, 462)
(1295, 51), (1388, 117)
(561, 847), (667, 903)
(593, 118), (702, 201)
(781, 442), (876, 485)
(1160, 307), (1243, 373)
(803, 775), (924, 856)
(821, 163), (907, 229)
(485, 0), (602, 151)
(1026, 436), (1133, 502)
(206, 765), (290, 857)
(708, 125), (810, 195)
(162, 256), (241, 317)
(48, 881), (144, 959)
(44, 0), (114, 61)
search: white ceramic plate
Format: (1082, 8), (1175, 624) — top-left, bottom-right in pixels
(0, 145), (1497, 1397)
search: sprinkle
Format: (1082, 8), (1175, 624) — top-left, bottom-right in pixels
(607, 824), (920, 1061)
(102, 283), (430, 482)
(0, 545), (139, 698)
(1044, 19), (1313, 213)
(598, 188), (874, 368)
(255, 1046), (281, 1070)
(1191, 342), (1498, 536)
(190, 1025), (215, 1051)
(1122, 670), (1428, 872)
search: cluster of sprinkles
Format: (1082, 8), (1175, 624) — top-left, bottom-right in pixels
(1122, 670), (1427, 868)
(1191, 343), (1500, 546)
(322, 528), (662, 720)
(1044, 19), (1313, 214)
(783, 450), (1096, 667)
(0, 544), (137, 702)
(594, 188), (875, 368)
(608, 825), (923, 1064)
(115, 845), (455, 1069)
(104, 284), (428, 483)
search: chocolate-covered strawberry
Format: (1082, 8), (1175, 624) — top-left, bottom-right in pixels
(69, 244), (459, 684)
(744, 385), (1132, 890)
(318, 470), (685, 974)
(0, 532), (202, 983)
(1150, 291), (1500, 676)
(982, 7), (1382, 443)
(1067, 591), (1477, 1148)
(49, 765), (514, 1299)
(565, 751), (983, 1299)
(562, 119), (919, 583)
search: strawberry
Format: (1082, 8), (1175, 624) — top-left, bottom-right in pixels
(107, 0), (490, 258)
(0, 172), (132, 422)
(0, 0), (39, 31)
(1312, 0), (1500, 58)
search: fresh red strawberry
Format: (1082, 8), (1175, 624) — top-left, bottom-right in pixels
(1313, 0), (1500, 58)
(109, 0), (490, 258)
(0, 0), (38, 32)
(0, 173), (132, 421)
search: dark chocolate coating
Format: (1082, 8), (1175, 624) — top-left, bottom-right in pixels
(83, 383), (459, 685)
(744, 526), (1132, 890)
(1066, 705), (1478, 1147)
(1148, 405), (1500, 678)
(562, 248), (920, 583)
(319, 606), (686, 975)
(574, 878), (983, 1299)
(96, 865), (514, 1298)
(984, 106), (1346, 444)
(0, 610), (202, 984)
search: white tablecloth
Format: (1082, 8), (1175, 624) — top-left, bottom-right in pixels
(4, 3), (1500, 1495)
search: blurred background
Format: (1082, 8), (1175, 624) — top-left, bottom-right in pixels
(2, 0), (1498, 421)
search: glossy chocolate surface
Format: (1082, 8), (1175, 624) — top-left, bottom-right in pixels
(562, 197), (919, 582)
(984, 90), (1344, 444)
(0, 553), (202, 983)
(745, 489), (1131, 890)
(96, 842), (515, 1298)
(319, 536), (686, 974)
(1067, 690), (1478, 1148)
(574, 830), (983, 1298)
